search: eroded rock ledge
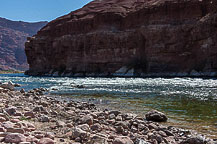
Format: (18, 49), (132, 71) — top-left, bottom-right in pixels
(25, 0), (217, 77)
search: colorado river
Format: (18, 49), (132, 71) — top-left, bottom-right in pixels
(0, 73), (216, 138)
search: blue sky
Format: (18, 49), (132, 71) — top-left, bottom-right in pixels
(0, 0), (93, 22)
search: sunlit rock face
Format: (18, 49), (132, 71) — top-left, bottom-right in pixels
(25, 0), (217, 77)
(0, 17), (47, 71)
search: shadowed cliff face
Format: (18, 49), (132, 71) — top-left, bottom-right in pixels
(0, 17), (47, 71)
(25, 0), (217, 77)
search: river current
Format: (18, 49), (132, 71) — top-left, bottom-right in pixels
(0, 73), (216, 138)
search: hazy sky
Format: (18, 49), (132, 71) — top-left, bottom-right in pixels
(0, 0), (93, 22)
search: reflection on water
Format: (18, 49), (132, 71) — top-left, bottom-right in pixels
(0, 73), (216, 137)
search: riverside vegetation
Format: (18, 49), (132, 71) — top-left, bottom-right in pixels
(0, 81), (216, 144)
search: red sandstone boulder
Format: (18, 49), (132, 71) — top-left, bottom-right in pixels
(37, 138), (54, 144)
(113, 136), (133, 144)
(4, 133), (26, 143)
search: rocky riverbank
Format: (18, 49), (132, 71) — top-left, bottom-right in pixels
(0, 82), (216, 144)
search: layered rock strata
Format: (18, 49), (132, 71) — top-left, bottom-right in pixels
(25, 0), (217, 77)
(0, 17), (47, 71)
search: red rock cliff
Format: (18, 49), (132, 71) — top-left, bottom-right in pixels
(25, 0), (217, 77)
(0, 17), (47, 71)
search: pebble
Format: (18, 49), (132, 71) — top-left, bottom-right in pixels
(7, 127), (25, 134)
(38, 115), (50, 122)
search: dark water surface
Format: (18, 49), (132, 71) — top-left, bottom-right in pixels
(0, 73), (216, 138)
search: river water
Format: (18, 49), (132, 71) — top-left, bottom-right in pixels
(0, 73), (216, 138)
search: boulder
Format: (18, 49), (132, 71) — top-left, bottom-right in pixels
(0, 87), (3, 92)
(135, 139), (151, 144)
(56, 120), (65, 127)
(0, 83), (14, 91)
(38, 115), (50, 122)
(37, 138), (54, 144)
(71, 127), (88, 140)
(0, 126), (6, 132)
(145, 110), (167, 122)
(0, 132), (7, 137)
(5, 133), (26, 143)
(33, 106), (45, 112)
(113, 136), (133, 144)
(0, 137), (4, 142)
(20, 88), (25, 93)
(77, 124), (90, 132)
(1, 121), (15, 129)
(80, 115), (93, 125)
(5, 106), (17, 116)
(8, 81), (13, 85)
(24, 111), (35, 118)
(90, 134), (108, 144)
(14, 83), (21, 87)
(0, 117), (6, 123)
(109, 110), (121, 116)
(180, 136), (211, 144)
(91, 123), (102, 132)
(7, 128), (25, 134)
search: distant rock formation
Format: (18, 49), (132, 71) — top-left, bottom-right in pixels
(25, 0), (217, 77)
(0, 17), (47, 71)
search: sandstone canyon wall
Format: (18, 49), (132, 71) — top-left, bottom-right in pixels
(0, 17), (47, 71)
(25, 0), (217, 77)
